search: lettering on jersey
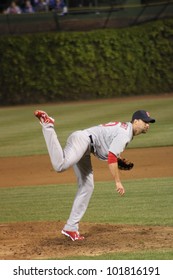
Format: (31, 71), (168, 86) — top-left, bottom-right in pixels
(120, 122), (128, 130)
(101, 122), (119, 127)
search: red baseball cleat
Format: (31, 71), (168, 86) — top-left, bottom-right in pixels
(34, 110), (54, 126)
(61, 230), (85, 241)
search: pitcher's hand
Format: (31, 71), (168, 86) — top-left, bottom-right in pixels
(116, 182), (125, 196)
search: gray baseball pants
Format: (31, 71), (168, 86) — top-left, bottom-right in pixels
(42, 126), (94, 232)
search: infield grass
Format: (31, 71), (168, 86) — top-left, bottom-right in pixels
(1, 178), (173, 226)
(0, 95), (173, 157)
(58, 250), (173, 260)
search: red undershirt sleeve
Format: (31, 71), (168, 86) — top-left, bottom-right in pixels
(108, 151), (118, 164)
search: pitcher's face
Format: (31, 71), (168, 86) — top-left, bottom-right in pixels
(133, 119), (150, 136)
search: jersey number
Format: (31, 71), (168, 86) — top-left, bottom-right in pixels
(102, 122), (119, 127)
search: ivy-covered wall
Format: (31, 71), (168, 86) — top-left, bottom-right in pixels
(0, 18), (173, 105)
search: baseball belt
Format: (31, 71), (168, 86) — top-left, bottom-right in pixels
(89, 135), (95, 154)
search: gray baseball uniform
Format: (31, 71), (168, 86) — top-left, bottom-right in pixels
(42, 121), (133, 231)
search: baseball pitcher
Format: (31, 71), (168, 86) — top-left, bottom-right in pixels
(34, 109), (155, 241)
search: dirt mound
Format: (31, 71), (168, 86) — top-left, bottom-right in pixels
(1, 221), (173, 260)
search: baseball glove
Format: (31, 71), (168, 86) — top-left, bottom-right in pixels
(118, 158), (134, 170)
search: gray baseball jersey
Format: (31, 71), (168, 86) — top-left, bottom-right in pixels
(83, 121), (133, 160)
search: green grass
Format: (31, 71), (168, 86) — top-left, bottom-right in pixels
(56, 249), (173, 260)
(0, 95), (173, 157)
(0, 178), (173, 226)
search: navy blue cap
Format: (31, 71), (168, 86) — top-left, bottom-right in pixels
(132, 110), (156, 123)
